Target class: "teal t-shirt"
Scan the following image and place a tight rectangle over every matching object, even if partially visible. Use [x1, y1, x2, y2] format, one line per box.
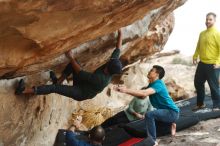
[148, 79, 179, 112]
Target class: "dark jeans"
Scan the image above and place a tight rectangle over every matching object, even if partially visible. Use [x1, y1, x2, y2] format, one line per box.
[35, 63, 87, 101]
[101, 111, 129, 129]
[145, 109, 179, 141]
[194, 62, 220, 108]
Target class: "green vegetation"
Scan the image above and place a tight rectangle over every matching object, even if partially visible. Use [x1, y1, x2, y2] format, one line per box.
[171, 57, 193, 66]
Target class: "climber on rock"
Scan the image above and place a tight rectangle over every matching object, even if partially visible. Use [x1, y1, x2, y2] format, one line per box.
[15, 29, 123, 101]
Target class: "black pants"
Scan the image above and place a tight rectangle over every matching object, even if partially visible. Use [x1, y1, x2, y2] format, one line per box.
[101, 111, 129, 128]
[194, 62, 220, 108]
[35, 63, 87, 101]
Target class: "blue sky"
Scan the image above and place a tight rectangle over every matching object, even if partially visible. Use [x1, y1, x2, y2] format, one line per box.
[164, 0, 220, 55]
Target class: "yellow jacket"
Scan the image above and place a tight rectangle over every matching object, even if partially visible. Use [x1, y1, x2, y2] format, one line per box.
[193, 26, 220, 64]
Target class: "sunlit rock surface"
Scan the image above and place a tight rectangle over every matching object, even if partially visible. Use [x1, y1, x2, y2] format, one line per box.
[0, 0, 186, 78]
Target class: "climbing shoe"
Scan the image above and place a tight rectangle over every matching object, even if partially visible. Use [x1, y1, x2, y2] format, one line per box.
[192, 104, 206, 111]
[50, 71, 58, 84]
[15, 79, 25, 95]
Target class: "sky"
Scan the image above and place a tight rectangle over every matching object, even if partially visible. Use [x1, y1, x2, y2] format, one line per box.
[163, 0, 220, 56]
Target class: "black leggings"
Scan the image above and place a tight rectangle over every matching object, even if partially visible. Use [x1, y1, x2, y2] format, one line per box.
[101, 111, 129, 128]
[35, 63, 88, 101]
[34, 84, 88, 101]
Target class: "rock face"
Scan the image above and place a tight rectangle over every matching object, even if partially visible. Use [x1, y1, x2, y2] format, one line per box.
[166, 79, 189, 101]
[0, 0, 186, 78]
[0, 0, 187, 146]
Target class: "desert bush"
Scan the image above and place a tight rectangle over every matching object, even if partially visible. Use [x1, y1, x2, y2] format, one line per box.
[171, 57, 193, 66]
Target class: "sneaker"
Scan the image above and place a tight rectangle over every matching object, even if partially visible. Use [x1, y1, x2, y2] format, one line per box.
[212, 107, 220, 111]
[50, 71, 58, 84]
[15, 79, 25, 95]
[192, 104, 206, 111]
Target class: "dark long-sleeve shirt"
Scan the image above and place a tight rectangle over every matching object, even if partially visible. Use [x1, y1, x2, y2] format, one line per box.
[78, 48, 120, 98]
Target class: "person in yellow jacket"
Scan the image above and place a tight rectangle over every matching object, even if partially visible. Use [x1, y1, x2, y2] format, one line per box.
[193, 12, 220, 111]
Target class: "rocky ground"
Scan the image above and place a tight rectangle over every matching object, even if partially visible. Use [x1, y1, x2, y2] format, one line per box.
[159, 118, 220, 146]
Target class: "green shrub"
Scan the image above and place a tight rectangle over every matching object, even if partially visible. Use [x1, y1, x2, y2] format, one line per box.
[171, 57, 193, 66]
